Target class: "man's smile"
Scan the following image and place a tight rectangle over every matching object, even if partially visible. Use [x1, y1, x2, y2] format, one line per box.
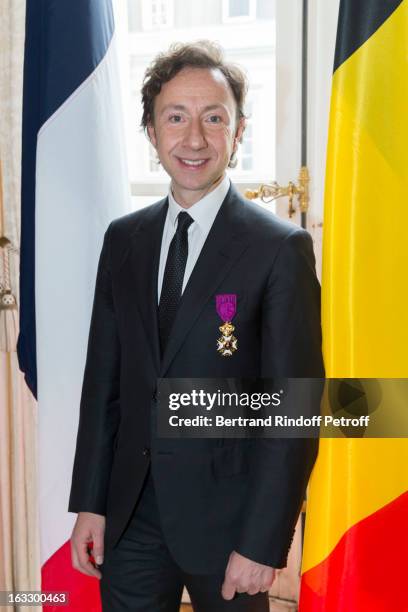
[176, 156, 210, 170]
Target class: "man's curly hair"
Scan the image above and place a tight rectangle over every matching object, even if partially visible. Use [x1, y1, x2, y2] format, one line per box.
[140, 40, 248, 129]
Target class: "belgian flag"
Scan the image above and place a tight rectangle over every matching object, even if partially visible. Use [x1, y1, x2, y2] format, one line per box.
[299, 2, 408, 610]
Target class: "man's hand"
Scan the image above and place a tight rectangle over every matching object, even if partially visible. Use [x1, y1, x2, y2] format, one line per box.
[70, 512, 106, 579]
[221, 551, 276, 600]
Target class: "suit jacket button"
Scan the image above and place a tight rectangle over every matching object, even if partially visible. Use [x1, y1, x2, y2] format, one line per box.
[142, 447, 150, 457]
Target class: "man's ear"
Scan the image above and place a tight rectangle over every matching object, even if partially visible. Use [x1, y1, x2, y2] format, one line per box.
[147, 122, 157, 148]
[233, 117, 246, 152]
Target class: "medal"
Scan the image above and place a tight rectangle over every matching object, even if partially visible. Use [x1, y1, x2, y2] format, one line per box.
[216, 294, 238, 357]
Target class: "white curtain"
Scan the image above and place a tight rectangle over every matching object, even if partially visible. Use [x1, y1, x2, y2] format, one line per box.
[0, 0, 41, 605]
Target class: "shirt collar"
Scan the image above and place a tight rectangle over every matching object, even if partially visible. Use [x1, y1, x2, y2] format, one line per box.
[167, 175, 230, 230]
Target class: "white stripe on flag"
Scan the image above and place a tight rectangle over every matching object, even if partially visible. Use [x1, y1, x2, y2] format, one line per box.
[35, 34, 130, 564]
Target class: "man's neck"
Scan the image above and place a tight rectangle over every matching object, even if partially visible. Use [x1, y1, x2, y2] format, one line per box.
[170, 174, 225, 208]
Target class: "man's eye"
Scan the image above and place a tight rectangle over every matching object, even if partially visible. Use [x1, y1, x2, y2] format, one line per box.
[169, 115, 183, 123]
[207, 115, 222, 123]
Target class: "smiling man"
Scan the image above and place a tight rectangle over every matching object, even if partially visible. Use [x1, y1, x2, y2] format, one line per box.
[68, 41, 324, 611]
[145, 63, 244, 206]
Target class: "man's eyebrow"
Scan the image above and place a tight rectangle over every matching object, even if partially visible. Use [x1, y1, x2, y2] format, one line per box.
[160, 104, 187, 114]
[201, 104, 225, 112]
[159, 103, 226, 114]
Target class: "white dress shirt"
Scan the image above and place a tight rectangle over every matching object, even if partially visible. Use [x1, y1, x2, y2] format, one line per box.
[157, 175, 231, 303]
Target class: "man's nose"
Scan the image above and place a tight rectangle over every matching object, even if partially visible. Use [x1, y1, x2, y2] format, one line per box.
[182, 118, 207, 149]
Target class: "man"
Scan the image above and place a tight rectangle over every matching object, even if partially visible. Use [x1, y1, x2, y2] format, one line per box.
[69, 41, 324, 611]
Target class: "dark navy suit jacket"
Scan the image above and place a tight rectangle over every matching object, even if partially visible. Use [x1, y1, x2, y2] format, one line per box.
[68, 184, 324, 572]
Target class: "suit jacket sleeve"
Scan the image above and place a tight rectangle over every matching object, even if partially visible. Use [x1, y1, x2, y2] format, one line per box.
[235, 229, 324, 568]
[68, 223, 121, 515]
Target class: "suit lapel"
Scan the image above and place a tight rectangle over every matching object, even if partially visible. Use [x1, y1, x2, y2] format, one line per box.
[127, 198, 168, 373]
[160, 186, 250, 377]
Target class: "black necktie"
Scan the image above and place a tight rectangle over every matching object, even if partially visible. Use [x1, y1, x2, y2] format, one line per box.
[158, 211, 194, 352]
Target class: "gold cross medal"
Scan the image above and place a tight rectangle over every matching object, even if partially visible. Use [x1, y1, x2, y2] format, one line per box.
[216, 294, 238, 357]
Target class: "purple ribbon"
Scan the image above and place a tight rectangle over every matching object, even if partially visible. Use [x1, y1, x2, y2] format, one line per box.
[216, 294, 237, 322]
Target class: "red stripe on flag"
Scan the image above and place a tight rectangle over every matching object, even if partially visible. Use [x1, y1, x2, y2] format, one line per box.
[299, 491, 408, 612]
[42, 540, 101, 611]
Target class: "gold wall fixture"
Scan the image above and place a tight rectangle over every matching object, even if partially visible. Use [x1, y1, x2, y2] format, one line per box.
[244, 166, 310, 218]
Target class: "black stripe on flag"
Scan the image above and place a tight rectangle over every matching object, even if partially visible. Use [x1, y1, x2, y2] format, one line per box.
[333, 0, 404, 72]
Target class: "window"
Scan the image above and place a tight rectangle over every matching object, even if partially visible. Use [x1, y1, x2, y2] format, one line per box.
[142, 0, 174, 31]
[222, 0, 256, 23]
[119, 0, 276, 210]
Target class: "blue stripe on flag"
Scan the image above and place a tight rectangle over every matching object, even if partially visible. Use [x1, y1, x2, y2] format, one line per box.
[18, 0, 114, 397]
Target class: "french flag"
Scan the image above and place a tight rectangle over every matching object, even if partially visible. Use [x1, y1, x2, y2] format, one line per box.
[19, 1, 129, 609]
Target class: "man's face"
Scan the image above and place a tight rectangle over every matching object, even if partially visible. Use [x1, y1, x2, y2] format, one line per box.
[147, 67, 245, 205]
